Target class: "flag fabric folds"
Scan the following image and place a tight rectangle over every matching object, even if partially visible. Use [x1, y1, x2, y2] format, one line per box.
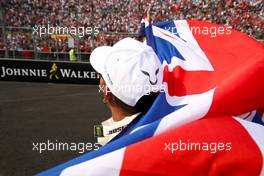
[37, 20, 264, 176]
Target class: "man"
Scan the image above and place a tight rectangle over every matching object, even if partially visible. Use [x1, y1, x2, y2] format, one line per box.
[90, 37, 163, 145]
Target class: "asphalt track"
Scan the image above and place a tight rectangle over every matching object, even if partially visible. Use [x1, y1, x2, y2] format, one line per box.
[0, 81, 109, 176]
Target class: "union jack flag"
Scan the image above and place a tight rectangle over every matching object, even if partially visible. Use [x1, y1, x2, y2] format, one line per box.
[37, 20, 264, 176]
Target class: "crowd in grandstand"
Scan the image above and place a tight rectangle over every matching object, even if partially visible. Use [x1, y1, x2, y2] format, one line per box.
[0, 0, 263, 53]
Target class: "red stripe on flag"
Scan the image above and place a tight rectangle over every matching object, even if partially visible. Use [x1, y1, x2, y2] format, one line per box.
[120, 117, 262, 176]
[163, 66, 215, 96]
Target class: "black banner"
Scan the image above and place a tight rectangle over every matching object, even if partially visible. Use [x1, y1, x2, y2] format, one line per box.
[0, 59, 100, 84]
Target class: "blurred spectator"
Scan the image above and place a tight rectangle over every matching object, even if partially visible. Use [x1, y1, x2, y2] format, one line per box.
[69, 48, 77, 61]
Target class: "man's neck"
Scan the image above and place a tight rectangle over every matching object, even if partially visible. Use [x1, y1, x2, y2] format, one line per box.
[110, 106, 134, 122]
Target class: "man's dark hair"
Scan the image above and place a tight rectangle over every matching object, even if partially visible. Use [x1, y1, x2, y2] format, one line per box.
[113, 92, 159, 115]
[134, 92, 159, 113]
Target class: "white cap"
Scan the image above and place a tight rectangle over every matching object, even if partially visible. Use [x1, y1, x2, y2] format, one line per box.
[90, 38, 163, 106]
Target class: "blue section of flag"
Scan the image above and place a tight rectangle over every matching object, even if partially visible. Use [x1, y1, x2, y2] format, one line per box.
[155, 36, 185, 62]
[138, 19, 146, 37]
[154, 20, 180, 38]
[145, 23, 156, 52]
[252, 112, 264, 125]
[145, 20, 185, 63]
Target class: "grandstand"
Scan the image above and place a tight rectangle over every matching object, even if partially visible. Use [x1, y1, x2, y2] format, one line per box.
[0, 0, 263, 60]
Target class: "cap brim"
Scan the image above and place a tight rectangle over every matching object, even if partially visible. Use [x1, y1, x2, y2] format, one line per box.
[90, 46, 112, 74]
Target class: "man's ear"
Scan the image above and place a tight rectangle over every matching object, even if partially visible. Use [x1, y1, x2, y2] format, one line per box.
[103, 87, 112, 103]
